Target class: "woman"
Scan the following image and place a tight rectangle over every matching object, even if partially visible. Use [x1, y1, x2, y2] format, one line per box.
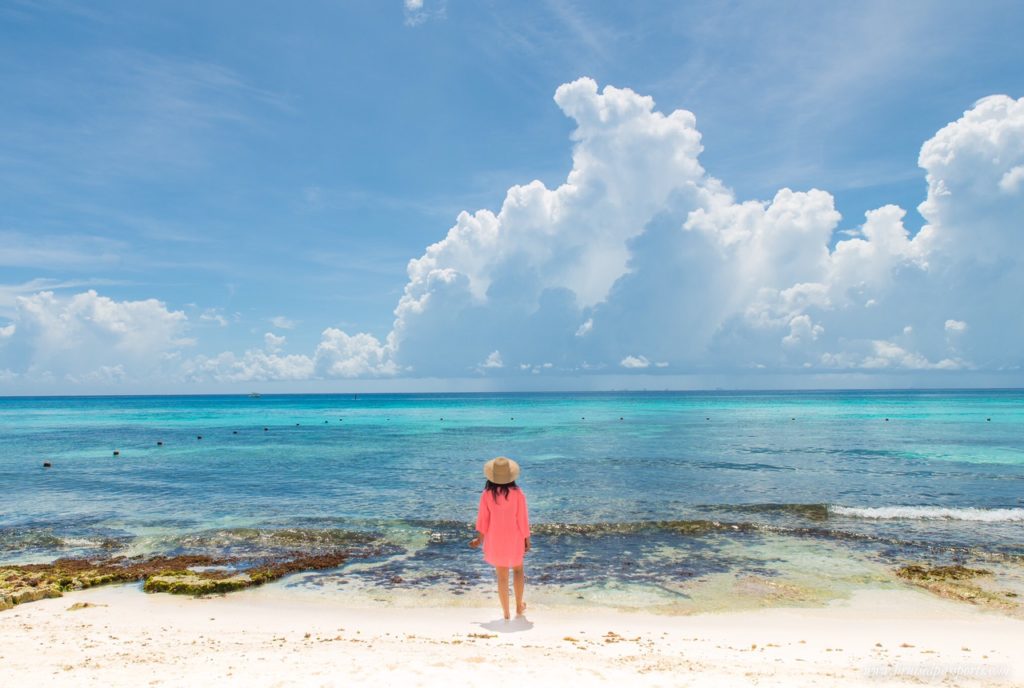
[469, 456, 531, 619]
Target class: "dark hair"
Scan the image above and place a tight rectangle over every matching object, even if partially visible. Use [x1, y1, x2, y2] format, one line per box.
[485, 479, 518, 501]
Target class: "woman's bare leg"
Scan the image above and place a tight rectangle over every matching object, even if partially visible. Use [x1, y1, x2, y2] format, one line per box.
[513, 566, 526, 615]
[495, 567, 511, 619]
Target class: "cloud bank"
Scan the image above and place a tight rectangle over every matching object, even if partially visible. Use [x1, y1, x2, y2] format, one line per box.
[0, 290, 189, 384]
[2, 80, 1022, 389]
[378, 81, 1023, 379]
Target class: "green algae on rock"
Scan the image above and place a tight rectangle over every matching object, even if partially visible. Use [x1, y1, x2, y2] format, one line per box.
[1, 557, 145, 611]
[895, 563, 1021, 615]
[1, 551, 360, 610]
[896, 564, 992, 582]
[141, 552, 354, 597]
[143, 571, 254, 595]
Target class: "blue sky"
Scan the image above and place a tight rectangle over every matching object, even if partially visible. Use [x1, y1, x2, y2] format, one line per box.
[1, 0, 1023, 392]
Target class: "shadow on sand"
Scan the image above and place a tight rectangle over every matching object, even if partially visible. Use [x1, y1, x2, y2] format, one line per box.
[474, 616, 534, 633]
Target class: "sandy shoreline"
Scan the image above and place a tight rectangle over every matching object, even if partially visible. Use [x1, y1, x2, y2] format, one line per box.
[1, 584, 1020, 687]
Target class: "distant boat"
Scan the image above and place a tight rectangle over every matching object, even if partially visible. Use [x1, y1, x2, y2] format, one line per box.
[248, 392, 261, 398]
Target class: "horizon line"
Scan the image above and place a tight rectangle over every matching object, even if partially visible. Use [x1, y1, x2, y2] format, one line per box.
[2, 386, 1023, 400]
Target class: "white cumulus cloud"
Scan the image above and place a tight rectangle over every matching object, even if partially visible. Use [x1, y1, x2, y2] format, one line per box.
[479, 350, 504, 369]
[369, 83, 1024, 379]
[313, 328, 397, 378]
[264, 332, 286, 353]
[270, 315, 296, 330]
[403, 0, 438, 26]
[575, 318, 593, 337]
[821, 340, 965, 371]
[782, 315, 824, 347]
[1000, 165, 1024, 193]
[183, 328, 396, 383]
[1, 290, 189, 385]
[183, 349, 314, 383]
[200, 309, 229, 327]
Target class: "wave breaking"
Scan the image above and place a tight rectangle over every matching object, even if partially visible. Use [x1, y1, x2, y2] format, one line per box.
[829, 506, 1024, 522]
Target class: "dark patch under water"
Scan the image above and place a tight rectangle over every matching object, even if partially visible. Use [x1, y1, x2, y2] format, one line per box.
[4, 508, 1023, 587]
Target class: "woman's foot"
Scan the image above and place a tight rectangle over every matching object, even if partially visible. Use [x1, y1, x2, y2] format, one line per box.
[516, 602, 527, 616]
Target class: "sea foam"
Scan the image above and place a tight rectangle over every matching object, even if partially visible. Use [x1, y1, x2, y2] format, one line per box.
[830, 505, 1024, 522]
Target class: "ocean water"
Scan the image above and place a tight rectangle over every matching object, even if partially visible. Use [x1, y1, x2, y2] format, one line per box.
[2, 391, 1023, 610]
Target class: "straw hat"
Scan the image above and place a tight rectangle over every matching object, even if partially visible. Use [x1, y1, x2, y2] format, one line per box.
[483, 456, 520, 485]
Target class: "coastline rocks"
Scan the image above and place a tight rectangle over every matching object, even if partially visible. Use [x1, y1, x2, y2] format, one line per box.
[1, 582, 63, 610]
[1, 561, 132, 611]
[0, 550, 364, 610]
[895, 563, 1020, 613]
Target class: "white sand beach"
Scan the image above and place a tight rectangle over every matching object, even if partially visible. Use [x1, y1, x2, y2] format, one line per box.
[1, 584, 1020, 687]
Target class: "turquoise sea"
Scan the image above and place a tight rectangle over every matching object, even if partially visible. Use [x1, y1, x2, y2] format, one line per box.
[2, 391, 1023, 610]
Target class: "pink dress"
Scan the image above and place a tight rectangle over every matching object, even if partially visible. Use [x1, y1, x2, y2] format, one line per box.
[475, 487, 531, 567]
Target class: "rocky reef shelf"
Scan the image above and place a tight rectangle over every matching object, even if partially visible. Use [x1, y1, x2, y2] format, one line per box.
[1, 550, 367, 610]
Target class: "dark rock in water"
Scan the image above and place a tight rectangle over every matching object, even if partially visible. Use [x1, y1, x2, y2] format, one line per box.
[42, 461, 52, 468]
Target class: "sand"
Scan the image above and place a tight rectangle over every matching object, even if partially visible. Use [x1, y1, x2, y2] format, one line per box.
[0, 584, 1020, 687]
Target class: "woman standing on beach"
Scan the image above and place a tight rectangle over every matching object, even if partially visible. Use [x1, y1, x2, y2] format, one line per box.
[469, 456, 531, 619]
